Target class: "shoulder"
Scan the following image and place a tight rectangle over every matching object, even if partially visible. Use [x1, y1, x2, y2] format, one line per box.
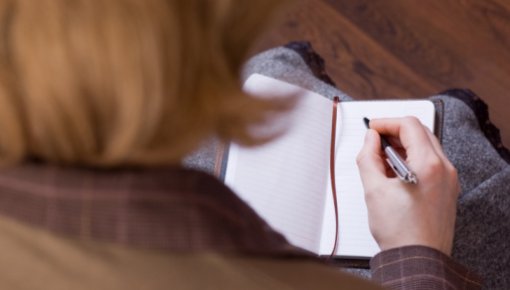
[172, 253, 385, 290]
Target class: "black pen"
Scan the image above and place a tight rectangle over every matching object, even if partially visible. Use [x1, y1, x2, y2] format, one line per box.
[363, 117, 418, 184]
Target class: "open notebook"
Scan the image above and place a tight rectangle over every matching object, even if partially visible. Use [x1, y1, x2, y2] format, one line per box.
[224, 74, 437, 259]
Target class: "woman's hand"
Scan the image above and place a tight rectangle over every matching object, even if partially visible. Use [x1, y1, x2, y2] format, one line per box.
[356, 117, 460, 256]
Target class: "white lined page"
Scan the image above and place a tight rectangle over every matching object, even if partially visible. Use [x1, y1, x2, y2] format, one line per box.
[319, 100, 436, 257]
[224, 74, 332, 253]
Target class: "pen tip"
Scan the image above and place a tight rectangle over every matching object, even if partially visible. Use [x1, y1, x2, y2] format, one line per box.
[363, 117, 370, 128]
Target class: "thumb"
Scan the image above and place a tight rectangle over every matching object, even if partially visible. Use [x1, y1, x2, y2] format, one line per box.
[356, 129, 386, 184]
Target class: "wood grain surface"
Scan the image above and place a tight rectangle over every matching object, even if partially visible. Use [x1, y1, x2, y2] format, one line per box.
[252, 0, 510, 147]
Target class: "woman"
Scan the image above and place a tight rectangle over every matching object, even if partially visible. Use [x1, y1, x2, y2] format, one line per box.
[0, 0, 482, 289]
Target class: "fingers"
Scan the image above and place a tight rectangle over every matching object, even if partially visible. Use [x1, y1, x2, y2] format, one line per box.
[356, 129, 387, 188]
[368, 117, 436, 164]
[423, 126, 448, 162]
[422, 127, 461, 195]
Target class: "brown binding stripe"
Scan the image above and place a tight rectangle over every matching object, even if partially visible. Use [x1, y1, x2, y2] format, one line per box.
[329, 96, 340, 258]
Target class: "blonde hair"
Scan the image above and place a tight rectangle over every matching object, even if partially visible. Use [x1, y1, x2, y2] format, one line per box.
[0, 0, 289, 167]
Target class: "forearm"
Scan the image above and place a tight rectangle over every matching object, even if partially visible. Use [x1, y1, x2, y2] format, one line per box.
[370, 245, 481, 290]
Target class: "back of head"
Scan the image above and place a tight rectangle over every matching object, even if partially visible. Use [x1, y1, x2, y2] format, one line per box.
[0, 0, 288, 167]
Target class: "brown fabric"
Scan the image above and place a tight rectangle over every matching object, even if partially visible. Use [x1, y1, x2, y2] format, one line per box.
[0, 162, 384, 290]
[0, 215, 383, 290]
[0, 162, 481, 289]
[371, 246, 482, 289]
[0, 162, 302, 256]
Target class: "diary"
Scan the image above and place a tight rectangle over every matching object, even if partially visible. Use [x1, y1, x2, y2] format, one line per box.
[223, 74, 439, 259]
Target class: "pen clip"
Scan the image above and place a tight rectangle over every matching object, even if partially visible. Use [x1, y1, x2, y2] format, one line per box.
[385, 158, 419, 184]
[385, 158, 407, 181]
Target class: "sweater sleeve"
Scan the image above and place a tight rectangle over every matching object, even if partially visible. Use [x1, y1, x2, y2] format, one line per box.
[370, 245, 482, 290]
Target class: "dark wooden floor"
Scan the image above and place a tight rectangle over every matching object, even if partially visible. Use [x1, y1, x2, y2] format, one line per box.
[253, 0, 510, 147]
